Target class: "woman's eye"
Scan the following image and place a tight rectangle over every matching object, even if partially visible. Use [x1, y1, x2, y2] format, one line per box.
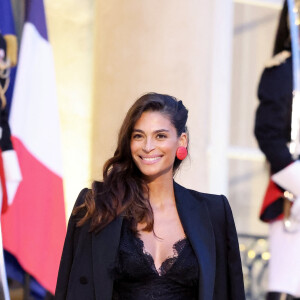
[132, 134, 143, 139]
[157, 134, 167, 139]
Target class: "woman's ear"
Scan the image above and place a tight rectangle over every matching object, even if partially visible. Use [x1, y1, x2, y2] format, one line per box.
[179, 133, 188, 148]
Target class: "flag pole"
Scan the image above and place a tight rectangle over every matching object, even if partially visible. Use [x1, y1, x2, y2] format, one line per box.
[287, 0, 300, 158]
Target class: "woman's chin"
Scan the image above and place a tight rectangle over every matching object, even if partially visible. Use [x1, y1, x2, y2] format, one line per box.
[140, 168, 173, 183]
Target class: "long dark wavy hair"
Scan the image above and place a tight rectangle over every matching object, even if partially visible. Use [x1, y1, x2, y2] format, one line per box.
[75, 93, 189, 233]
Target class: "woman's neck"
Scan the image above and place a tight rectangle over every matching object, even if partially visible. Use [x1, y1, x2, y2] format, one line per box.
[147, 175, 175, 209]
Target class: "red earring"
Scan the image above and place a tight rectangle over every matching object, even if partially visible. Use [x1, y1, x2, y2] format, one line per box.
[176, 146, 187, 160]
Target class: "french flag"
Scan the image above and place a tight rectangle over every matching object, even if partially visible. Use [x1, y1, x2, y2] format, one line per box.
[1, 0, 66, 294]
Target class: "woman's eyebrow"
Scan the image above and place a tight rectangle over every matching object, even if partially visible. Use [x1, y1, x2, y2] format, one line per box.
[132, 129, 170, 133]
[132, 129, 144, 133]
[154, 129, 169, 133]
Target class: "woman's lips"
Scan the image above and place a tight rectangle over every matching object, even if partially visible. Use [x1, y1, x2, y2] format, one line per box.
[139, 155, 162, 164]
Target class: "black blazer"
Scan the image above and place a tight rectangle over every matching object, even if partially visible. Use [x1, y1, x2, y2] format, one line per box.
[255, 56, 294, 174]
[55, 182, 245, 300]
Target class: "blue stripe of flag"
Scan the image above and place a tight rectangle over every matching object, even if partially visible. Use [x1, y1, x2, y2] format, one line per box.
[26, 0, 48, 41]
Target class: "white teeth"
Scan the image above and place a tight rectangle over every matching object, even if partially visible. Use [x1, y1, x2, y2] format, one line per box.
[142, 157, 160, 161]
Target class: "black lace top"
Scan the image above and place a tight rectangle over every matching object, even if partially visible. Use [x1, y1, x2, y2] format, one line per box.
[112, 219, 199, 300]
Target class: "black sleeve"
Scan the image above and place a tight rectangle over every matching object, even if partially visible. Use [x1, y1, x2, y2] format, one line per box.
[222, 195, 245, 300]
[254, 62, 294, 173]
[54, 188, 88, 300]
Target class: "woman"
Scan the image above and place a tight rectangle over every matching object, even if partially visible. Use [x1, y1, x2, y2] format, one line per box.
[55, 93, 245, 300]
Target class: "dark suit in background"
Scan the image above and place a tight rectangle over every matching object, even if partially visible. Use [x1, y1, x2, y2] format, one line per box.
[255, 53, 300, 298]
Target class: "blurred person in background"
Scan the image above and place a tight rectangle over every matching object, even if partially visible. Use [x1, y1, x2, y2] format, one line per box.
[255, 1, 300, 299]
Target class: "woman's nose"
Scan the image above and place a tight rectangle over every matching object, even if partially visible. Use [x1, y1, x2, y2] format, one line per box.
[143, 138, 155, 152]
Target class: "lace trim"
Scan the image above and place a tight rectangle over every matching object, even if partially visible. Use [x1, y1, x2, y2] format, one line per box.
[134, 236, 188, 276]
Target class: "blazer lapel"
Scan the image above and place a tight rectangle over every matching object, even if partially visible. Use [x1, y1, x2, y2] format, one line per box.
[174, 182, 216, 300]
[92, 216, 123, 300]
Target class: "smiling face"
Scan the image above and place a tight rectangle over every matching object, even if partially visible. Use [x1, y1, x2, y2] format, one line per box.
[130, 111, 187, 182]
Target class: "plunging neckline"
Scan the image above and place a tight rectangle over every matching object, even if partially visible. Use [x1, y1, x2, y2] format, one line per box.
[134, 235, 188, 276]
[111, 220, 200, 300]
